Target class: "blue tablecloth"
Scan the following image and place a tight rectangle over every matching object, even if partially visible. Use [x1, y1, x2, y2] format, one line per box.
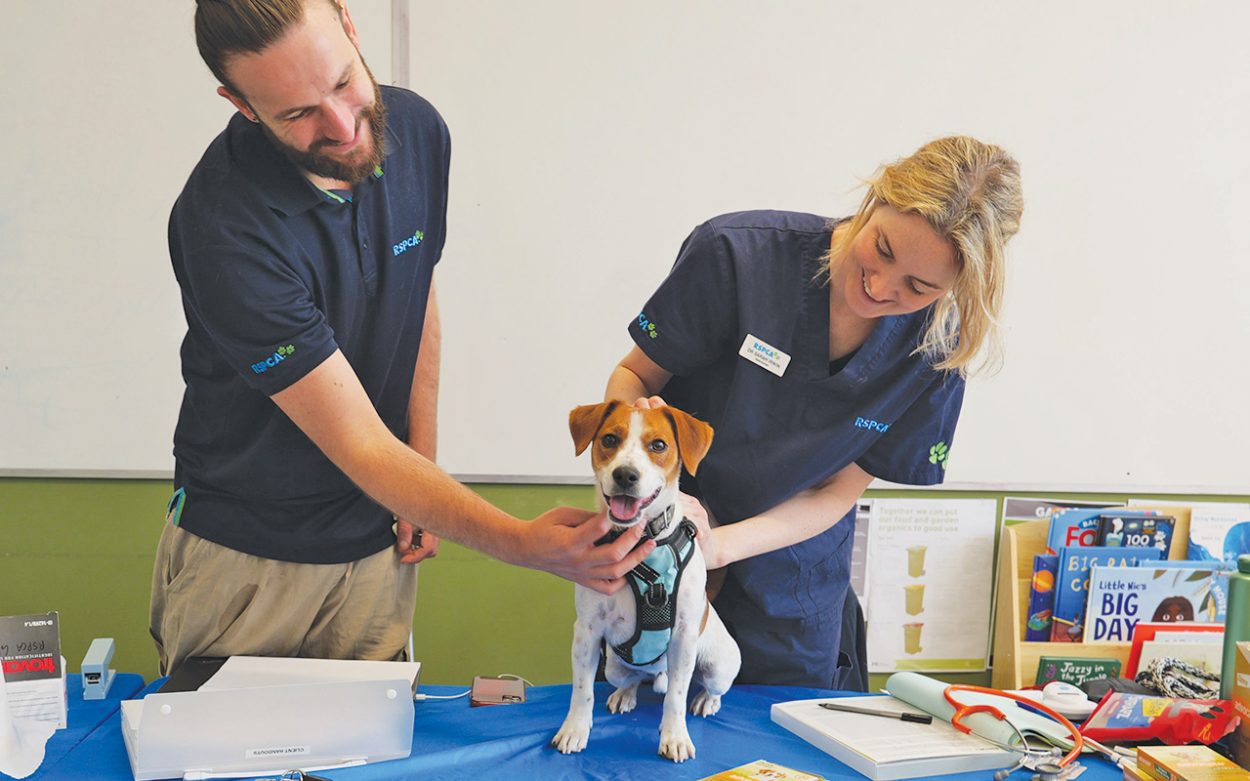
[4, 672, 145, 781]
[35, 679, 1125, 781]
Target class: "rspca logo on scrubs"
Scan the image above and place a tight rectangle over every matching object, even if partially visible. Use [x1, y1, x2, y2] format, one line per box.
[854, 417, 890, 434]
[251, 344, 296, 375]
[637, 312, 658, 339]
[393, 229, 424, 256]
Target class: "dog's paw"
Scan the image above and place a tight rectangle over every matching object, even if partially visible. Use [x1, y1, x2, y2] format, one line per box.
[551, 720, 590, 754]
[651, 671, 668, 694]
[607, 686, 638, 714]
[658, 724, 696, 763]
[690, 691, 722, 717]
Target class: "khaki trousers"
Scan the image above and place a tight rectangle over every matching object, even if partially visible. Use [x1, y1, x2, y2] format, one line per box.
[149, 522, 418, 676]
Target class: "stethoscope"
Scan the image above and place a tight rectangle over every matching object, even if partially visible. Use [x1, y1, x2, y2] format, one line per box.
[941, 684, 1129, 781]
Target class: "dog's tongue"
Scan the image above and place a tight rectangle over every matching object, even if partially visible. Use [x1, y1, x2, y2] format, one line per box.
[609, 495, 641, 521]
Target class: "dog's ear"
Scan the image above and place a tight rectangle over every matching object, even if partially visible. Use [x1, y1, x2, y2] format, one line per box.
[569, 401, 618, 456]
[664, 407, 714, 476]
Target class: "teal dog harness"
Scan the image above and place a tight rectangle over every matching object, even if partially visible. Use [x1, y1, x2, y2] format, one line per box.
[599, 506, 699, 667]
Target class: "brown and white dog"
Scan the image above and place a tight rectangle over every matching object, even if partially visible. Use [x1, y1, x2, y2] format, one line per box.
[553, 401, 741, 762]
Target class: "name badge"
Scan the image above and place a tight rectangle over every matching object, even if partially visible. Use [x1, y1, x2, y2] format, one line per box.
[738, 334, 791, 377]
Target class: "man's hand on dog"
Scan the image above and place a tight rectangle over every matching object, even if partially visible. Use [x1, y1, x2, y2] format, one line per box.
[395, 519, 440, 564]
[524, 507, 657, 594]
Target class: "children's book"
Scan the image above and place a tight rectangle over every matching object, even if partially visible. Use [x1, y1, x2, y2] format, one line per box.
[1125, 621, 1226, 676]
[1034, 656, 1121, 686]
[1095, 513, 1176, 557]
[1024, 554, 1058, 641]
[1045, 507, 1149, 554]
[1136, 638, 1224, 674]
[1083, 565, 1226, 643]
[1049, 546, 1162, 642]
[1045, 508, 1112, 554]
[1185, 502, 1250, 565]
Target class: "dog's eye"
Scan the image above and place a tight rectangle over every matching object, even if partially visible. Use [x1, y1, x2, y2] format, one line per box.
[648, 439, 668, 453]
[600, 434, 620, 448]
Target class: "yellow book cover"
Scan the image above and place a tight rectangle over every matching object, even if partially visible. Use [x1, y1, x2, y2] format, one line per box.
[1136, 745, 1249, 781]
[699, 759, 825, 781]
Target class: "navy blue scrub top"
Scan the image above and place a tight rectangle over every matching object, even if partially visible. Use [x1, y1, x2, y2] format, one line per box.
[627, 210, 964, 621]
[168, 86, 449, 564]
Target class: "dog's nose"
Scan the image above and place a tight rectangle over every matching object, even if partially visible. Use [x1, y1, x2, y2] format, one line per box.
[612, 466, 640, 488]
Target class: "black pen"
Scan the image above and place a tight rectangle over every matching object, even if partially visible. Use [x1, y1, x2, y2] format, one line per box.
[819, 701, 933, 724]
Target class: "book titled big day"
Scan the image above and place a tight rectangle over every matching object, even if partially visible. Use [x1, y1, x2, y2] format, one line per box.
[1083, 565, 1227, 643]
[1050, 546, 1162, 642]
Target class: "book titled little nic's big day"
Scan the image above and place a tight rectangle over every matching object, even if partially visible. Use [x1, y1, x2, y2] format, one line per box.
[1050, 546, 1162, 642]
[1082, 565, 1227, 643]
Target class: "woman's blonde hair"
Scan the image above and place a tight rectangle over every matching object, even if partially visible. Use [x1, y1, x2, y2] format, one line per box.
[828, 136, 1023, 375]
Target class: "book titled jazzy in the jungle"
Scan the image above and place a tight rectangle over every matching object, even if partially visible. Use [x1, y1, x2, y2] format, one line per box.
[1034, 655, 1122, 686]
[1049, 546, 1162, 642]
[1082, 565, 1227, 643]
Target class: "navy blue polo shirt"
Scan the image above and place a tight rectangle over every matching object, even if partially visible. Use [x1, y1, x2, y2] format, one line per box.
[168, 86, 449, 564]
[628, 210, 964, 622]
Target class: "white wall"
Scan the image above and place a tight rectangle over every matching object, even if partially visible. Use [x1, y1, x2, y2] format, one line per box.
[0, 0, 392, 476]
[4, 1, 1249, 493]
[416, 1, 1250, 491]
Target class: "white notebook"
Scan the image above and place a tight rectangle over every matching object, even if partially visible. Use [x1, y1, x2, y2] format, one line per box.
[770, 696, 1015, 781]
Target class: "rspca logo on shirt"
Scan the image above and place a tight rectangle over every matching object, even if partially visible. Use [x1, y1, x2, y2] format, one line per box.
[251, 344, 296, 375]
[393, 229, 425, 256]
[637, 312, 658, 339]
[854, 416, 891, 434]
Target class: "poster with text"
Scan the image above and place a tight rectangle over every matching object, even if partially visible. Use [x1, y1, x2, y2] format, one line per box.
[866, 498, 997, 673]
[850, 499, 873, 614]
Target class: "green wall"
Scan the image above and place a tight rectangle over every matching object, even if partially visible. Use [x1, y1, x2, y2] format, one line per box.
[2, 479, 1246, 690]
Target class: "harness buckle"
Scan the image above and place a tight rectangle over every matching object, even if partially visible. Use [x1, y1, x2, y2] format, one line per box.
[645, 583, 668, 608]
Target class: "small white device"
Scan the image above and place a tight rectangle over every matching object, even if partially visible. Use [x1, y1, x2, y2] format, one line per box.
[1008, 681, 1096, 720]
[81, 638, 116, 700]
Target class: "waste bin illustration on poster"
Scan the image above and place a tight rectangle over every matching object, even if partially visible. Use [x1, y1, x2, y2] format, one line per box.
[866, 498, 996, 673]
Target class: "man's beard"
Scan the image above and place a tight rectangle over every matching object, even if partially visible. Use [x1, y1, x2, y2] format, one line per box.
[259, 62, 387, 185]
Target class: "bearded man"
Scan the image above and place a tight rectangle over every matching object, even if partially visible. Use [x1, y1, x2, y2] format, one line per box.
[152, 0, 653, 675]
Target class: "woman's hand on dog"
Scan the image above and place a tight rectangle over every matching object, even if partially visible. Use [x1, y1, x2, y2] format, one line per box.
[679, 492, 727, 570]
[522, 507, 658, 594]
[630, 395, 667, 409]
[396, 519, 440, 564]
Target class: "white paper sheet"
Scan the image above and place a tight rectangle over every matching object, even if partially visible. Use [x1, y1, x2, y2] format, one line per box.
[0, 664, 56, 779]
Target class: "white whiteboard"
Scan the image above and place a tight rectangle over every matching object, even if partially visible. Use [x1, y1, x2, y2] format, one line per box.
[0, 1, 393, 476]
[4, 2, 1250, 493]
[419, 1, 1250, 492]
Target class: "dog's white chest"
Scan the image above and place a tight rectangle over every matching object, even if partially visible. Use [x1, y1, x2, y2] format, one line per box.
[578, 588, 640, 652]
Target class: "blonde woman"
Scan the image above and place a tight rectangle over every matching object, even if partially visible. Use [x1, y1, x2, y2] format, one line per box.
[605, 136, 1023, 688]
